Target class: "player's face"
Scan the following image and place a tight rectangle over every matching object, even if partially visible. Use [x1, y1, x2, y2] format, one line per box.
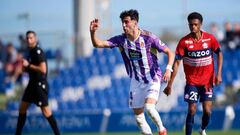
[188, 19, 202, 34]
[121, 16, 137, 35]
[26, 33, 37, 48]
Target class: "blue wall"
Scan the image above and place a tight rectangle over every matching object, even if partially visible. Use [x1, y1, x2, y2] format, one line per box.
[0, 108, 239, 134]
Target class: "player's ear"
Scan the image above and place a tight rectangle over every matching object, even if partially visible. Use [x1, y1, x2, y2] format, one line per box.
[134, 20, 137, 25]
[133, 21, 138, 28]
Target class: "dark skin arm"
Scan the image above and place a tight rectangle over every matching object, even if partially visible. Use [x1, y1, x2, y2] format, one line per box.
[215, 51, 223, 85]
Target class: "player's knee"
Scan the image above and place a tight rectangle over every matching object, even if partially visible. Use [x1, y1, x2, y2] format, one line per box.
[188, 105, 197, 115]
[203, 107, 212, 115]
[203, 110, 211, 116]
[41, 106, 52, 118]
[145, 103, 156, 114]
[188, 109, 196, 115]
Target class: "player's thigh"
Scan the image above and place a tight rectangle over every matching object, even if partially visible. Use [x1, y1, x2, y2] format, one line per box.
[129, 79, 145, 108]
[144, 80, 160, 104]
[132, 108, 144, 115]
[129, 89, 145, 109]
[184, 84, 199, 103]
[19, 101, 30, 114]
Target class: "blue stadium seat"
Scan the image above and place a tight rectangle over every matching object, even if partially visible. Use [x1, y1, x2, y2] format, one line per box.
[75, 58, 85, 66]
[6, 101, 19, 111]
[50, 77, 64, 92]
[71, 76, 84, 87]
[68, 101, 78, 110]
[94, 90, 107, 109]
[175, 96, 186, 111]
[84, 90, 99, 109]
[75, 99, 86, 109]
[58, 101, 68, 110]
[214, 83, 225, 95]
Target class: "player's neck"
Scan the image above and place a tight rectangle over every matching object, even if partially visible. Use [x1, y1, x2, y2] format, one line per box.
[191, 31, 202, 41]
[28, 43, 37, 49]
[127, 28, 140, 41]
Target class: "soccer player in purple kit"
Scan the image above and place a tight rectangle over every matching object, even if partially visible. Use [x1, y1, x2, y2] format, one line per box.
[90, 9, 174, 135]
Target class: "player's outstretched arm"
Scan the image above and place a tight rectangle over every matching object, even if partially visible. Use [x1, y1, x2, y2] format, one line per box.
[215, 51, 223, 85]
[163, 59, 181, 96]
[90, 19, 110, 48]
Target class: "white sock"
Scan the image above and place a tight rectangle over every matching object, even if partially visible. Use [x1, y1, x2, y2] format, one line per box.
[135, 113, 152, 135]
[145, 103, 165, 132]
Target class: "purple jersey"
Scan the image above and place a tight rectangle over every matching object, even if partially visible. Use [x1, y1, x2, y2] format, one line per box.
[107, 29, 167, 83]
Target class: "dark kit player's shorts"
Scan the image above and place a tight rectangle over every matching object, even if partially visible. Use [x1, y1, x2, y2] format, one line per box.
[184, 84, 214, 103]
[22, 80, 49, 106]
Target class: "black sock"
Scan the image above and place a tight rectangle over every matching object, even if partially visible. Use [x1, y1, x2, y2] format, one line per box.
[185, 113, 194, 135]
[15, 113, 27, 135]
[47, 115, 60, 135]
[201, 113, 210, 130]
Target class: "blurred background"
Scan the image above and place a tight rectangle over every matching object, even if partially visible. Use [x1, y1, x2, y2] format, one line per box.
[0, 0, 240, 134]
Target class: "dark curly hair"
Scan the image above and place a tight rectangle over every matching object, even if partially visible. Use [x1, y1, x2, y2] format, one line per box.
[120, 9, 139, 22]
[187, 12, 203, 23]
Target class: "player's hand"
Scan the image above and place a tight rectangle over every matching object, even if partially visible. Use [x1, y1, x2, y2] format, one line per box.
[162, 70, 171, 82]
[163, 85, 172, 96]
[22, 59, 29, 67]
[90, 19, 99, 33]
[16, 64, 23, 74]
[215, 74, 222, 85]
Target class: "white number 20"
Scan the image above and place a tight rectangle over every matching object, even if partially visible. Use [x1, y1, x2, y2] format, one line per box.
[189, 91, 198, 101]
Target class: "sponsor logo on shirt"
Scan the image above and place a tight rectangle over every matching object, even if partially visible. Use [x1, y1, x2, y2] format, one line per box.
[187, 49, 211, 58]
[202, 43, 208, 49]
[185, 40, 193, 44]
[140, 41, 145, 48]
[37, 50, 41, 54]
[202, 38, 211, 42]
[128, 50, 142, 61]
[189, 45, 194, 49]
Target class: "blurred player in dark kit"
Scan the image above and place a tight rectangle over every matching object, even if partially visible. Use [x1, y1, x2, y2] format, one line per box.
[15, 30, 60, 135]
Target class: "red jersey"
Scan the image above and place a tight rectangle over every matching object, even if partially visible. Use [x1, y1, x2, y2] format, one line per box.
[176, 31, 221, 87]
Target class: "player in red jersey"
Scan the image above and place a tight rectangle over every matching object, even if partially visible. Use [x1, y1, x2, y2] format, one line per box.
[164, 12, 223, 135]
